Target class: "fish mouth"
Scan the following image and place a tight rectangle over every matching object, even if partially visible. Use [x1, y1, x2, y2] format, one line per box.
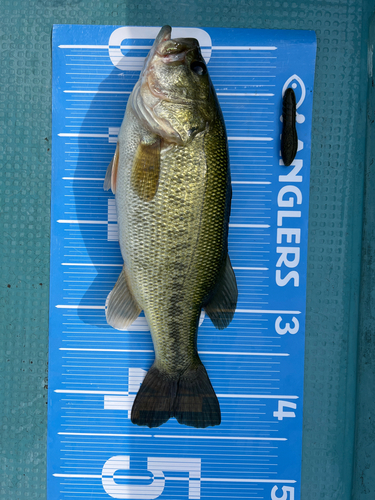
[139, 26, 203, 103]
[147, 25, 199, 60]
[131, 26, 210, 144]
[154, 25, 172, 46]
[146, 35, 204, 104]
[156, 37, 200, 61]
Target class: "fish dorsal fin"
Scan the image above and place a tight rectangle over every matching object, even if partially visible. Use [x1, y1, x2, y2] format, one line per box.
[131, 137, 161, 202]
[204, 255, 238, 330]
[104, 142, 120, 194]
[105, 267, 142, 330]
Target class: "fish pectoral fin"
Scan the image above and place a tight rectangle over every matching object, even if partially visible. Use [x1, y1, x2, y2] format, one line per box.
[131, 137, 161, 201]
[104, 141, 120, 194]
[105, 267, 142, 330]
[204, 254, 238, 330]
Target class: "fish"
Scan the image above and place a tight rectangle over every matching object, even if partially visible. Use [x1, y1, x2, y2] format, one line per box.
[104, 25, 238, 428]
[281, 87, 298, 166]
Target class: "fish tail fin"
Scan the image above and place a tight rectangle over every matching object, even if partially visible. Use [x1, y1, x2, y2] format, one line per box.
[131, 362, 221, 429]
[173, 363, 221, 428]
[131, 365, 176, 428]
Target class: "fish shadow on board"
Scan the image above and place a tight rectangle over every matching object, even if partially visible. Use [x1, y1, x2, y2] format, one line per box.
[72, 66, 132, 327]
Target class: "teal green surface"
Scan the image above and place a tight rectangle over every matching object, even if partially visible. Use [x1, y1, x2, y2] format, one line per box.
[352, 10, 375, 500]
[0, 0, 374, 498]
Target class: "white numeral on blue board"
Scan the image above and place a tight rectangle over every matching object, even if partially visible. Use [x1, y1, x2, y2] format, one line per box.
[273, 400, 297, 420]
[275, 316, 299, 335]
[271, 485, 295, 500]
[102, 456, 201, 499]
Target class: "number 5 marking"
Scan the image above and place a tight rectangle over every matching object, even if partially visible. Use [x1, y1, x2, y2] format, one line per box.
[271, 485, 295, 500]
[275, 316, 299, 335]
[102, 455, 201, 499]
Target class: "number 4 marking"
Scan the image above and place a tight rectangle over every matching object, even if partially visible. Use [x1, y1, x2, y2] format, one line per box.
[273, 400, 297, 420]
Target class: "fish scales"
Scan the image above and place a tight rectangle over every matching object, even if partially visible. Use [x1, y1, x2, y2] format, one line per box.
[104, 25, 237, 428]
[118, 112, 229, 370]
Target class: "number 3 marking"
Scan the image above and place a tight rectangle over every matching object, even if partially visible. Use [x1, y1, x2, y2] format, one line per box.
[275, 316, 299, 335]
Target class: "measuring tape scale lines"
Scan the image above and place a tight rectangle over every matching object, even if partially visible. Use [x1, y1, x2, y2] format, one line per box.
[50, 24, 315, 500]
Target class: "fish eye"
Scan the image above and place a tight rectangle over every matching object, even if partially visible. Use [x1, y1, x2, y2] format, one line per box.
[190, 61, 207, 76]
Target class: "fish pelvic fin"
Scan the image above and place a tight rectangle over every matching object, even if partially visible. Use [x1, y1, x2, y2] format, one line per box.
[204, 254, 238, 330]
[105, 267, 142, 330]
[104, 141, 119, 194]
[131, 362, 221, 428]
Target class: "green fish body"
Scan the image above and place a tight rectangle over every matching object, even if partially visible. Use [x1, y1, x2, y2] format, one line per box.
[104, 26, 237, 428]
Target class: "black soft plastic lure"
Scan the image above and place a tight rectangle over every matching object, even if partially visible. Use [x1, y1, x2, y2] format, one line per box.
[281, 88, 298, 166]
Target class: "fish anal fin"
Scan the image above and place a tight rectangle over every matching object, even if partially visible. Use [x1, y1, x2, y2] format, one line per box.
[204, 255, 238, 330]
[104, 142, 120, 194]
[131, 138, 161, 202]
[105, 266, 142, 330]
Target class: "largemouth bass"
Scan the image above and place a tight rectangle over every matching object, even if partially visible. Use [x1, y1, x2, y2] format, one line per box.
[104, 25, 237, 428]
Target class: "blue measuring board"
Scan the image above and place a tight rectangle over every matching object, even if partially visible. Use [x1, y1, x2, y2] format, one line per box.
[49, 25, 316, 500]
